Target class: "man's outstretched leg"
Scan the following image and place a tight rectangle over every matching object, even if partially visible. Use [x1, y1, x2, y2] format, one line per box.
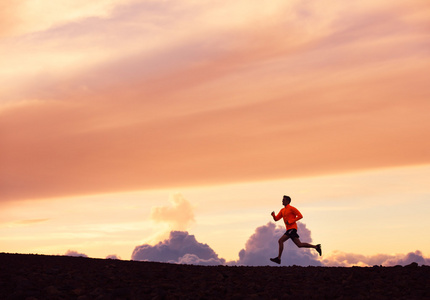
[270, 234, 289, 264]
[292, 237, 322, 256]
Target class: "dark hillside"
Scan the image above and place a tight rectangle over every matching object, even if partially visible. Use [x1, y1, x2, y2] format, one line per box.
[0, 253, 428, 299]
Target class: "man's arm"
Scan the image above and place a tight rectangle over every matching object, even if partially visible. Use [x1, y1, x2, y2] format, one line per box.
[271, 210, 282, 221]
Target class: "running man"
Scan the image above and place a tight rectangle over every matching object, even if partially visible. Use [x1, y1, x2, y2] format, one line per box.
[270, 195, 322, 264]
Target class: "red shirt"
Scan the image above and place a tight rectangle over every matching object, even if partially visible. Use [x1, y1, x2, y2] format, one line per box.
[274, 204, 303, 230]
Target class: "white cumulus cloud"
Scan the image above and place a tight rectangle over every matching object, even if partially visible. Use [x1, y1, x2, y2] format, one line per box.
[234, 222, 322, 266]
[64, 250, 88, 258]
[132, 231, 225, 266]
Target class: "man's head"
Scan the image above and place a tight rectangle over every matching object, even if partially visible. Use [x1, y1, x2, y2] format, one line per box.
[282, 195, 291, 206]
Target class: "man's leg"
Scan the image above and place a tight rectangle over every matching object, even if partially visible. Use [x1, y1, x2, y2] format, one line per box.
[277, 234, 290, 259]
[292, 237, 322, 256]
[270, 234, 290, 264]
[291, 237, 316, 249]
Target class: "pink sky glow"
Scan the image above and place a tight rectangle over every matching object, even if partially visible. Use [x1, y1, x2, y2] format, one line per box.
[1, 0, 430, 264]
[1, 0, 429, 202]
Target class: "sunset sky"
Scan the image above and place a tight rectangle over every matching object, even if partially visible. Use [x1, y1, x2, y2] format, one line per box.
[1, 0, 430, 266]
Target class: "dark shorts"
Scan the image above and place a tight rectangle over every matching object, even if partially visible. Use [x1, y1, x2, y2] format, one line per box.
[284, 229, 300, 239]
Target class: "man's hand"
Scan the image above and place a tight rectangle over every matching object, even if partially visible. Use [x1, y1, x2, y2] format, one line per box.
[271, 211, 275, 217]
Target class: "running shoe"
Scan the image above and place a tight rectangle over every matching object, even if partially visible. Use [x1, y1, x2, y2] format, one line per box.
[270, 257, 281, 264]
[316, 244, 322, 256]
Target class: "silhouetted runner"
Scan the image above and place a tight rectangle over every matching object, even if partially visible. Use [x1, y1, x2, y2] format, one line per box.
[270, 195, 322, 264]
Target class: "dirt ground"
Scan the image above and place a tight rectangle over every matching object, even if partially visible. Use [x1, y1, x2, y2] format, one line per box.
[1, 253, 429, 299]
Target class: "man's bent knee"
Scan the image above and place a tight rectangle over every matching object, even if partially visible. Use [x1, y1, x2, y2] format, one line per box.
[278, 237, 287, 244]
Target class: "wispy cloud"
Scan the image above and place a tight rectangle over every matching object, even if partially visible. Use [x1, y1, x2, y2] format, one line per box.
[14, 218, 50, 225]
[0, 0, 118, 38]
[12, 219, 50, 226]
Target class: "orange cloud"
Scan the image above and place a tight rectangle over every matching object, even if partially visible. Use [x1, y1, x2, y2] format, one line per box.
[1, 0, 430, 201]
[151, 194, 195, 231]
